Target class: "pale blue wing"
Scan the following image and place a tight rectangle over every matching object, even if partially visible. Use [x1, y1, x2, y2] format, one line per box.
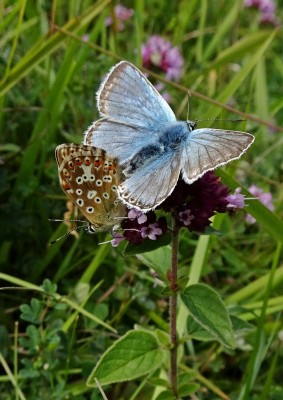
[84, 118, 157, 165]
[84, 61, 176, 165]
[97, 61, 176, 129]
[118, 151, 182, 211]
[181, 129, 254, 184]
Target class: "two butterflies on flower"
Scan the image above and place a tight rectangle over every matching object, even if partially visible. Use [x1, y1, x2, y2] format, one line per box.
[55, 61, 254, 240]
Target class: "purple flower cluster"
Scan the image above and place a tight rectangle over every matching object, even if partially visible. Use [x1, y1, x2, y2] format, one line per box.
[105, 4, 134, 31]
[244, 0, 279, 26]
[161, 172, 230, 232]
[142, 35, 184, 81]
[111, 209, 166, 247]
[110, 173, 276, 248]
[111, 172, 245, 247]
[246, 184, 274, 223]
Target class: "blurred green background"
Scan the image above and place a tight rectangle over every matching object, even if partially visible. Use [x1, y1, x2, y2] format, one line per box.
[0, 1, 283, 399]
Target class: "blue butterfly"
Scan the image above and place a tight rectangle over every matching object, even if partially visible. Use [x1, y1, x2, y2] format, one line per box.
[84, 61, 254, 211]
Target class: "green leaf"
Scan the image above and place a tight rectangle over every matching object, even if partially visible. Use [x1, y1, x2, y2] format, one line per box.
[20, 298, 44, 324]
[187, 318, 217, 342]
[149, 377, 169, 388]
[178, 372, 199, 395]
[87, 330, 164, 387]
[41, 279, 57, 294]
[230, 315, 255, 333]
[178, 383, 200, 396]
[187, 313, 254, 342]
[155, 391, 176, 400]
[181, 284, 236, 348]
[136, 245, 172, 281]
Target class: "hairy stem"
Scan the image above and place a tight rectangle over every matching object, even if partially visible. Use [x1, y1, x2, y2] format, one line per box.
[169, 219, 180, 396]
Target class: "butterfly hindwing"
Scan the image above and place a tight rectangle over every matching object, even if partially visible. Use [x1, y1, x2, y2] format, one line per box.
[118, 150, 182, 211]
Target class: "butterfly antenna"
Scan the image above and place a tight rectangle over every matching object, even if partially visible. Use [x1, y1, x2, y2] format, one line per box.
[186, 91, 191, 121]
[197, 118, 246, 123]
[49, 224, 88, 245]
[49, 218, 86, 223]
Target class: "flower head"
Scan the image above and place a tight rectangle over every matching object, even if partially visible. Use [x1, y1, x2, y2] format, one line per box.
[178, 210, 195, 226]
[128, 209, 147, 224]
[246, 185, 274, 224]
[141, 223, 163, 240]
[117, 210, 166, 246]
[142, 35, 184, 81]
[111, 232, 125, 247]
[105, 4, 134, 31]
[244, 0, 279, 26]
[226, 188, 246, 209]
[161, 172, 230, 232]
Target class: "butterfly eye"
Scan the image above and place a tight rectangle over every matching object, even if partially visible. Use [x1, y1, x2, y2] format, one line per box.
[85, 157, 91, 166]
[89, 175, 95, 181]
[111, 185, 117, 192]
[77, 199, 84, 206]
[75, 157, 82, 165]
[76, 189, 83, 195]
[86, 207, 94, 213]
[76, 176, 83, 184]
[95, 197, 102, 203]
[96, 180, 102, 186]
[103, 192, 110, 199]
[87, 224, 96, 233]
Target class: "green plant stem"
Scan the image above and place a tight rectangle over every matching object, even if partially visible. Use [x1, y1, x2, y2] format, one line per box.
[169, 219, 180, 396]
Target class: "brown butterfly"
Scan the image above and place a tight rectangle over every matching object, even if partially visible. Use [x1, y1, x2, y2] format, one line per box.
[55, 144, 126, 233]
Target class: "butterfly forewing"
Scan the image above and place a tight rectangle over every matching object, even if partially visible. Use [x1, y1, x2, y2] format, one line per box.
[97, 61, 176, 127]
[84, 61, 176, 165]
[182, 128, 255, 184]
[55, 144, 126, 231]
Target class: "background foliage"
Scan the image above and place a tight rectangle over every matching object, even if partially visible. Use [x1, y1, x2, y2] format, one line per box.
[0, 0, 282, 399]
